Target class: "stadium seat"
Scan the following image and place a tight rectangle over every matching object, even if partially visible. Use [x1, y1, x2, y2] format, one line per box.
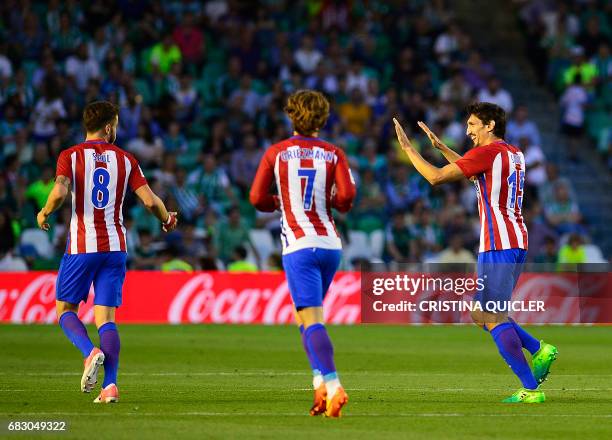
[345, 230, 372, 262]
[20, 228, 54, 260]
[248, 229, 277, 270]
[584, 244, 607, 263]
[369, 229, 385, 260]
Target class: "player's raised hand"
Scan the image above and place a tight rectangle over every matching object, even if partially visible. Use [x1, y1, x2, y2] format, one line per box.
[393, 118, 414, 153]
[418, 121, 445, 150]
[37, 210, 50, 231]
[162, 211, 178, 232]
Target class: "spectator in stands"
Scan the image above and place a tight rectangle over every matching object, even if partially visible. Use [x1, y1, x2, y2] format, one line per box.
[171, 168, 205, 223]
[351, 168, 386, 232]
[227, 245, 258, 272]
[439, 69, 473, 110]
[524, 202, 558, 263]
[65, 43, 100, 92]
[385, 165, 416, 213]
[127, 122, 163, 167]
[163, 121, 188, 153]
[518, 136, 547, 199]
[437, 234, 476, 264]
[31, 77, 67, 143]
[506, 105, 542, 147]
[294, 35, 322, 74]
[462, 50, 495, 91]
[384, 210, 415, 263]
[160, 244, 194, 272]
[230, 133, 264, 196]
[149, 33, 182, 74]
[187, 154, 236, 214]
[477, 76, 514, 113]
[215, 206, 259, 266]
[539, 163, 576, 206]
[560, 74, 589, 161]
[132, 229, 160, 270]
[577, 16, 608, 58]
[562, 46, 598, 91]
[544, 182, 584, 235]
[557, 233, 587, 265]
[24, 165, 54, 211]
[173, 12, 205, 67]
[534, 236, 558, 265]
[339, 88, 372, 136]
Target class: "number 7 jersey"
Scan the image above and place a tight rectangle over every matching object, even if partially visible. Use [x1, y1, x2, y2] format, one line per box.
[250, 136, 356, 255]
[455, 140, 529, 252]
[55, 139, 148, 254]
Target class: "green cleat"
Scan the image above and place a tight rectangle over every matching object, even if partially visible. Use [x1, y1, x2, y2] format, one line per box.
[502, 388, 546, 403]
[532, 341, 558, 384]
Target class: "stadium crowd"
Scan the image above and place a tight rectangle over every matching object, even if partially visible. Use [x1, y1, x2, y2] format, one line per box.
[0, 0, 603, 272]
[518, 0, 611, 166]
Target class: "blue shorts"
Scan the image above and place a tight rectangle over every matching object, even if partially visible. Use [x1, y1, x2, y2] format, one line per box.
[282, 248, 342, 310]
[474, 249, 527, 312]
[56, 252, 127, 307]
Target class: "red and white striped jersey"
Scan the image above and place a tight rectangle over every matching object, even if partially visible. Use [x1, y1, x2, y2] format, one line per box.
[250, 136, 356, 254]
[455, 141, 529, 253]
[55, 139, 148, 254]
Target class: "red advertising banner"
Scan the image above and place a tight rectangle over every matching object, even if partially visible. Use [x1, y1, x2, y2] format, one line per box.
[0, 272, 361, 324]
[0, 271, 610, 324]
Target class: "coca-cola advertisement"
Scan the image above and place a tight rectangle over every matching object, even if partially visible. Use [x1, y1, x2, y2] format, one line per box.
[0, 272, 361, 324]
[1, 270, 610, 324]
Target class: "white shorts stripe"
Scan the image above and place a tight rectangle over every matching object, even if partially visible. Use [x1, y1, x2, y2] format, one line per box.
[69, 152, 78, 254]
[105, 151, 120, 251]
[491, 154, 511, 249]
[507, 151, 525, 248]
[83, 149, 98, 252]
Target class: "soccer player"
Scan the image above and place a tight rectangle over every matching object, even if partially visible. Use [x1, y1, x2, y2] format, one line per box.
[250, 90, 356, 417]
[36, 101, 178, 403]
[393, 102, 558, 403]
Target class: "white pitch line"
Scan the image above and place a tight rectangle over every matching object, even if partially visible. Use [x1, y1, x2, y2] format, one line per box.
[1, 371, 611, 377]
[1, 412, 611, 418]
[1, 388, 611, 393]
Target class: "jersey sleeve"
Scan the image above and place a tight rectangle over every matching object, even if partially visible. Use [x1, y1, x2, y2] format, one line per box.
[455, 146, 499, 178]
[55, 150, 72, 179]
[249, 147, 279, 212]
[331, 148, 357, 213]
[127, 155, 148, 191]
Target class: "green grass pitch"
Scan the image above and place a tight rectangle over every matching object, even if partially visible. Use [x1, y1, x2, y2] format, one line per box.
[1, 324, 611, 439]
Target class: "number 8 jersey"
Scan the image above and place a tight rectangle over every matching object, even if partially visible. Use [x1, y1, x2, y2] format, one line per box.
[455, 140, 529, 252]
[55, 139, 148, 254]
[250, 135, 356, 255]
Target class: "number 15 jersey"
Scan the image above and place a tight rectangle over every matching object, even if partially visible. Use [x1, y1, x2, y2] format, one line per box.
[455, 140, 529, 252]
[250, 135, 356, 255]
[55, 139, 148, 254]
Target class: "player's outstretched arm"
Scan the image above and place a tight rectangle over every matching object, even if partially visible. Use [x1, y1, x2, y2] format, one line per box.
[134, 184, 178, 232]
[37, 176, 71, 231]
[417, 121, 463, 164]
[394, 118, 464, 186]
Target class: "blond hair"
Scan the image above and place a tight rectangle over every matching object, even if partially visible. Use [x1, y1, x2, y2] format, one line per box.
[284, 90, 330, 136]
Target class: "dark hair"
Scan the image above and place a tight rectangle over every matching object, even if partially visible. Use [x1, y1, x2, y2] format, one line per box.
[83, 101, 119, 133]
[233, 245, 247, 259]
[284, 89, 330, 136]
[466, 102, 506, 138]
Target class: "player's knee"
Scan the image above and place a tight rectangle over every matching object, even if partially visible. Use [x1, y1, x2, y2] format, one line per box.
[94, 305, 116, 328]
[470, 309, 483, 326]
[56, 301, 78, 319]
